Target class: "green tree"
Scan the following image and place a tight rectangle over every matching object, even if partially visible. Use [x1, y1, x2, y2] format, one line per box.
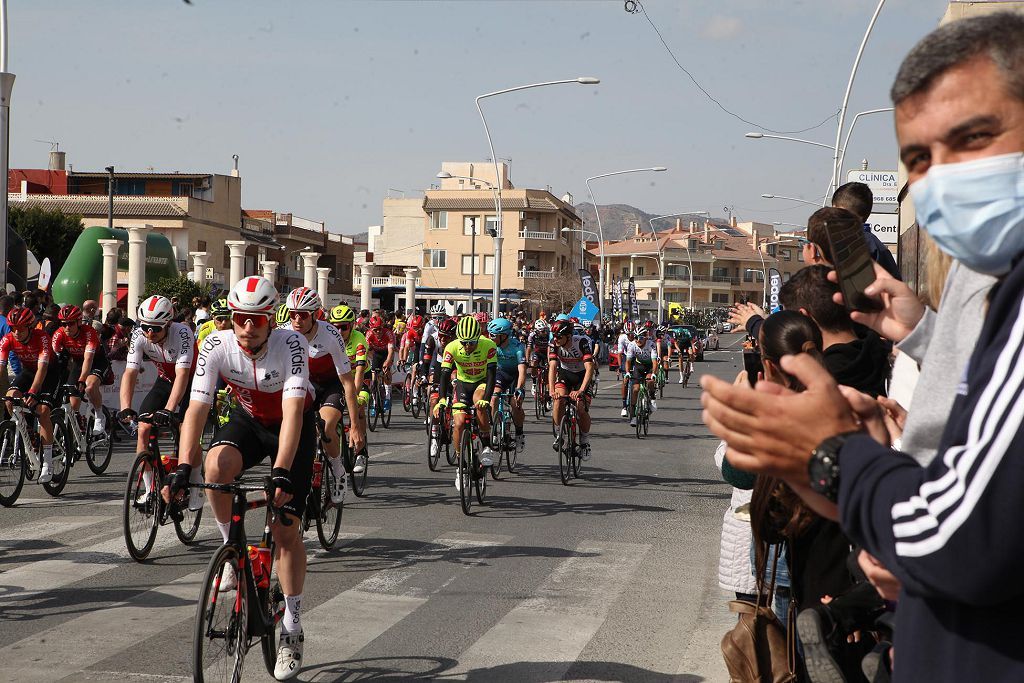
[8, 206, 84, 273]
[143, 275, 210, 307]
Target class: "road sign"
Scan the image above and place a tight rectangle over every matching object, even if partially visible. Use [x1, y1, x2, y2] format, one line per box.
[868, 212, 899, 245]
[847, 169, 898, 204]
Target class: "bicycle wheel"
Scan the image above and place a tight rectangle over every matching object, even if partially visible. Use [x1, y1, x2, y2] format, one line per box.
[316, 456, 343, 549]
[85, 410, 114, 475]
[444, 410, 457, 467]
[351, 448, 367, 497]
[643, 407, 650, 436]
[635, 396, 644, 439]
[534, 386, 543, 420]
[175, 466, 204, 545]
[458, 428, 473, 515]
[260, 580, 285, 676]
[557, 418, 572, 485]
[474, 454, 487, 504]
[427, 416, 442, 472]
[381, 386, 392, 429]
[42, 417, 72, 497]
[368, 382, 380, 433]
[489, 416, 504, 480]
[571, 424, 582, 479]
[193, 543, 248, 683]
[505, 415, 518, 474]
[0, 421, 26, 507]
[403, 373, 413, 413]
[123, 452, 160, 562]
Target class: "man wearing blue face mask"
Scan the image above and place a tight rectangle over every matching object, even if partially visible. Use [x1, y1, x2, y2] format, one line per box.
[699, 12, 1024, 682]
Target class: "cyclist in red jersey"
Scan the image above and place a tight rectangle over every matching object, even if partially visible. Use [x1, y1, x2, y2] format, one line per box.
[51, 305, 109, 435]
[365, 315, 395, 411]
[399, 314, 424, 366]
[0, 306, 58, 482]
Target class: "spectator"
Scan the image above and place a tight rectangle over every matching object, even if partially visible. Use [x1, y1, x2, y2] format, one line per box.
[106, 311, 133, 361]
[81, 299, 104, 332]
[193, 296, 211, 326]
[832, 182, 901, 280]
[42, 303, 61, 337]
[702, 13, 1024, 681]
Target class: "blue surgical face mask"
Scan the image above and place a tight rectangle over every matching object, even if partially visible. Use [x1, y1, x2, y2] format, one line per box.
[910, 152, 1024, 276]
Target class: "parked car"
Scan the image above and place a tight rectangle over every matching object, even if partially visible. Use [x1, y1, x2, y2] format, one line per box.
[722, 321, 734, 333]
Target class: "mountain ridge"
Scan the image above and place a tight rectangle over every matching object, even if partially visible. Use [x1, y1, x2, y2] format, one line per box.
[573, 203, 716, 241]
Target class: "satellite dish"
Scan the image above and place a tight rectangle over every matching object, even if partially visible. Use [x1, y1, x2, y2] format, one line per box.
[38, 258, 52, 291]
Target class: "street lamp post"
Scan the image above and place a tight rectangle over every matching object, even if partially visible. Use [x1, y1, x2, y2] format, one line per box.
[745, 132, 838, 151]
[476, 76, 599, 319]
[647, 210, 710, 315]
[760, 193, 818, 207]
[586, 166, 667, 319]
[773, 221, 807, 232]
[560, 226, 599, 270]
[436, 171, 499, 315]
[0, 0, 14, 288]
[836, 107, 895, 184]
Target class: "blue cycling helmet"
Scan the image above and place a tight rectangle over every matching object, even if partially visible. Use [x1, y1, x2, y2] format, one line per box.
[487, 318, 513, 337]
[555, 313, 569, 321]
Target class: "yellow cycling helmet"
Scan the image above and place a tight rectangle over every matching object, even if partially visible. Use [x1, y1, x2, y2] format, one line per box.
[330, 304, 356, 324]
[456, 315, 481, 342]
[275, 303, 290, 326]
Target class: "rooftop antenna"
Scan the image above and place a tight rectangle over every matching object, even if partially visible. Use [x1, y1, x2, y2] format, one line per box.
[33, 139, 59, 151]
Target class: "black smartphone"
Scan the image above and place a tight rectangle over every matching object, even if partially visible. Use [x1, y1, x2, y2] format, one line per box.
[743, 350, 763, 387]
[824, 220, 884, 313]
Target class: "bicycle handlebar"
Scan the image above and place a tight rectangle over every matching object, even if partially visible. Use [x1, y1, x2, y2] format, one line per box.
[191, 476, 293, 526]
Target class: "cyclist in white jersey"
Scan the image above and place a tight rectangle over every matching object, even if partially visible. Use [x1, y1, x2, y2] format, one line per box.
[625, 328, 660, 426]
[165, 276, 313, 681]
[616, 324, 635, 417]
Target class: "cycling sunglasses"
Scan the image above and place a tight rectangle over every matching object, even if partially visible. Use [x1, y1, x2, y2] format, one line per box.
[289, 310, 311, 320]
[231, 312, 270, 328]
[140, 323, 166, 334]
[335, 322, 353, 331]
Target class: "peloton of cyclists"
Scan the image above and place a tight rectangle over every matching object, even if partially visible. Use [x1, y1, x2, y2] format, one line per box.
[51, 304, 112, 435]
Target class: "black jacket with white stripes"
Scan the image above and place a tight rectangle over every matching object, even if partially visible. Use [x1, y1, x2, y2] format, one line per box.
[838, 258, 1024, 682]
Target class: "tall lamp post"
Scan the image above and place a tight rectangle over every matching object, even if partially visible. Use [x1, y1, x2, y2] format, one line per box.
[836, 107, 894, 183]
[647, 210, 710, 313]
[0, 0, 13, 288]
[436, 171, 498, 314]
[760, 193, 818, 207]
[476, 76, 600, 319]
[560, 226, 599, 269]
[586, 166, 667, 318]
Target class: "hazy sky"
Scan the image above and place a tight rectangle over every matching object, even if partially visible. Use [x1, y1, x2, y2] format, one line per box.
[11, 1, 944, 233]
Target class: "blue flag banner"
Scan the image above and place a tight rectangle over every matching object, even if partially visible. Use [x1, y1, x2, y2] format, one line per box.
[568, 296, 598, 322]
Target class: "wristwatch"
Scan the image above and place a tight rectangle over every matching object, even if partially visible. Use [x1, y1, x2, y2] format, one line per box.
[808, 432, 858, 502]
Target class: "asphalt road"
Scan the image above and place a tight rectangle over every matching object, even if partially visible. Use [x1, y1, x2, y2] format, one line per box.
[0, 334, 747, 682]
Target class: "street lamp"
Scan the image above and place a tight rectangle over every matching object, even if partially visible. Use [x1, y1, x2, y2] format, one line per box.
[560, 226, 599, 270]
[744, 268, 768, 309]
[476, 76, 600, 319]
[437, 171, 499, 313]
[586, 166, 668, 319]
[760, 193, 818, 207]
[773, 221, 807, 232]
[835, 107, 895, 188]
[647, 210, 710, 315]
[745, 132, 838, 152]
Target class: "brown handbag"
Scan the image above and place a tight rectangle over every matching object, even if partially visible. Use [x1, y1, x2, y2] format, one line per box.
[720, 544, 797, 683]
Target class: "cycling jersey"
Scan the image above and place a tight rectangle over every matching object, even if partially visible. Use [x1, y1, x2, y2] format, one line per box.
[393, 320, 406, 336]
[343, 329, 368, 368]
[196, 319, 217, 345]
[626, 339, 658, 366]
[366, 328, 395, 352]
[126, 322, 196, 382]
[440, 337, 497, 383]
[51, 325, 99, 360]
[527, 330, 550, 352]
[304, 320, 352, 385]
[402, 328, 421, 350]
[0, 329, 51, 371]
[191, 329, 313, 426]
[616, 333, 632, 356]
[548, 335, 594, 373]
[495, 337, 526, 370]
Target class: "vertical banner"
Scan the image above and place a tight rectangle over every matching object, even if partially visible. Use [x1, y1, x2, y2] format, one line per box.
[577, 268, 599, 311]
[768, 268, 782, 313]
[613, 277, 623, 319]
[628, 277, 639, 320]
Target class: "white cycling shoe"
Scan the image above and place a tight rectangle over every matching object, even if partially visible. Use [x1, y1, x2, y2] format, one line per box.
[479, 447, 494, 467]
[329, 468, 346, 505]
[274, 630, 304, 681]
[650, 400, 658, 412]
[218, 562, 238, 592]
[38, 456, 53, 484]
[620, 407, 628, 417]
[352, 454, 367, 474]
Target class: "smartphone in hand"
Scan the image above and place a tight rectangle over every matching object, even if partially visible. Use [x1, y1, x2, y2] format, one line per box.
[743, 350, 763, 387]
[824, 220, 884, 312]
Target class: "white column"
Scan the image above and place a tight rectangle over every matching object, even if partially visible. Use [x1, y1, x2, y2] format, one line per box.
[190, 251, 208, 285]
[403, 267, 419, 314]
[300, 251, 321, 290]
[225, 240, 247, 287]
[98, 239, 121, 315]
[360, 263, 373, 311]
[316, 267, 330, 297]
[126, 226, 147, 317]
[261, 260, 278, 287]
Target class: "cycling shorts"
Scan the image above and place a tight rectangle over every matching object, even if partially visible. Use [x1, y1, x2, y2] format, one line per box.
[495, 367, 518, 392]
[211, 407, 316, 521]
[554, 368, 590, 409]
[314, 379, 346, 412]
[10, 363, 60, 400]
[630, 363, 654, 382]
[452, 379, 484, 410]
[529, 350, 546, 367]
[68, 350, 114, 386]
[369, 349, 389, 371]
[139, 376, 192, 419]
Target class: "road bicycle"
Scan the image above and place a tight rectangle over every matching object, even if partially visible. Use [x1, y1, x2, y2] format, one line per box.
[0, 394, 72, 505]
[191, 477, 287, 683]
[633, 377, 652, 439]
[425, 394, 454, 471]
[655, 363, 668, 399]
[681, 352, 695, 388]
[122, 412, 203, 562]
[456, 404, 487, 515]
[300, 416, 343, 550]
[366, 367, 392, 431]
[53, 383, 115, 477]
[553, 395, 583, 485]
[402, 362, 426, 420]
[201, 389, 235, 452]
[489, 389, 517, 479]
[531, 365, 550, 421]
[412, 372, 428, 421]
[339, 406, 367, 497]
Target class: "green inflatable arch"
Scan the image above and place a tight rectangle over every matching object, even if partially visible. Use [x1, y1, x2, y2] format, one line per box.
[51, 226, 179, 306]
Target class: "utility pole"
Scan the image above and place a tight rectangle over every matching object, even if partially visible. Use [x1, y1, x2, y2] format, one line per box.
[0, 0, 16, 289]
[106, 166, 115, 230]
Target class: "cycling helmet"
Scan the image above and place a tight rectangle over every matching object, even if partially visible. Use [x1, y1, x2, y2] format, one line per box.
[474, 311, 490, 326]
[6, 306, 34, 328]
[430, 302, 445, 316]
[487, 318, 513, 337]
[456, 316, 481, 342]
[555, 313, 569, 322]
[437, 317, 458, 339]
[227, 276, 278, 315]
[409, 314, 425, 330]
[58, 304, 83, 323]
[210, 298, 229, 319]
[533, 319, 549, 333]
[286, 286, 322, 312]
[330, 304, 356, 324]
[275, 304, 290, 326]
[569, 316, 580, 324]
[137, 295, 174, 325]
[368, 314, 384, 330]
[551, 319, 573, 338]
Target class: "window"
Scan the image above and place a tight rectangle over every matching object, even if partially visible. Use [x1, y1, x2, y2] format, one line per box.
[463, 216, 481, 235]
[688, 238, 698, 250]
[621, 267, 629, 277]
[715, 240, 725, 249]
[713, 267, 730, 280]
[198, 240, 207, 252]
[461, 254, 478, 274]
[782, 249, 791, 261]
[171, 180, 194, 197]
[797, 249, 805, 262]
[485, 215, 498, 236]
[712, 293, 730, 304]
[114, 179, 146, 195]
[430, 211, 448, 230]
[484, 255, 495, 275]
[423, 249, 447, 269]
[223, 244, 230, 268]
[767, 244, 777, 257]
[635, 265, 645, 276]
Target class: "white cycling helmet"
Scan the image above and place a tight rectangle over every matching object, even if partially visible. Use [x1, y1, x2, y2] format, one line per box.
[533, 319, 549, 332]
[430, 302, 445, 316]
[137, 295, 174, 325]
[227, 276, 278, 315]
[286, 286, 322, 312]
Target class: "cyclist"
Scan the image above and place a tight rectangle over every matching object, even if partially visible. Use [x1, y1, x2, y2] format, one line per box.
[398, 314, 423, 366]
[654, 328, 672, 374]
[421, 303, 446, 351]
[433, 316, 497, 488]
[625, 327, 660, 427]
[51, 304, 110, 435]
[672, 325, 694, 384]
[548, 318, 595, 460]
[487, 317, 526, 456]
[616, 323, 635, 417]
[196, 299, 230, 345]
[330, 305, 371, 474]
[365, 314, 395, 413]
[286, 287, 364, 504]
[526, 319, 550, 401]
[425, 317, 457, 461]
[0, 306, 58, 482]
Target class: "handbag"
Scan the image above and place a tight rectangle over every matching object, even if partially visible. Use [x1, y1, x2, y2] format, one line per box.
[720, 543, 797, 683]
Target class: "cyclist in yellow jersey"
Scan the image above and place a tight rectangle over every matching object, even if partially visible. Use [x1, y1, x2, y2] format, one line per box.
[196, 299, 230, 344]
[433, 316, 497, 487]
[330, 305, 371, 473]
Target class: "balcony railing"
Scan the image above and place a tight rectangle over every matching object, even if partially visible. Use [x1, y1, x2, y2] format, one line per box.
[518, 268, 556, 279]
[519, 230, 556, 240]
[354, 275, 421, 287]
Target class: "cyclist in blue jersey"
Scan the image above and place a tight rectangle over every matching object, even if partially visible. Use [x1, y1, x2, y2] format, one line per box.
[487, 318, 527, 456]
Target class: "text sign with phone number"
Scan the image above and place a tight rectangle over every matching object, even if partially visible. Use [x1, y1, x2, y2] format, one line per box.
[848, 169, 898, 204]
